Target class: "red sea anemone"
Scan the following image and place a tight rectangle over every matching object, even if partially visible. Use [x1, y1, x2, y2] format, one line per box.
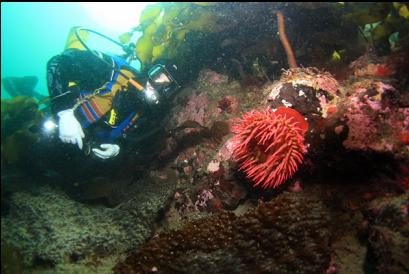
[232, 107, 308, 190]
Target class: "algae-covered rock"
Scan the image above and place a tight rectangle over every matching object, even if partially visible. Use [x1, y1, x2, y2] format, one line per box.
[114, 192, 332, 274]
[1, 169, 176, 272]
[365, 193, 409, 274]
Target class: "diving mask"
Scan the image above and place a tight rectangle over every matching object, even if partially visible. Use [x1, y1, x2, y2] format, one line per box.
[147, 64, 180, 98]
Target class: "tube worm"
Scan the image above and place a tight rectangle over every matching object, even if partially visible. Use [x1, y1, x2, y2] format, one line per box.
[277, 11, 297, 69]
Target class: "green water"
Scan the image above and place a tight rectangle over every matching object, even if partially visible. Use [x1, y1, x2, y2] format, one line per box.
[1, 2, 149, 99]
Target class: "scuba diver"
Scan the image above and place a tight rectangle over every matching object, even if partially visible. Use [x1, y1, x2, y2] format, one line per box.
[46, 27, 180, 160]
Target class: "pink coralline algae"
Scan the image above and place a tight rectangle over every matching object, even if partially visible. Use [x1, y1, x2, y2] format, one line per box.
[232, 107, 308, 190]
[342, 79, 409, 155]
[176, 94, 209, 126]
[342, 112, 378, 151]
[198, 69, 229, 85]
[209, 73, 226, 85]
[344, 106, 409, 154]
[194, 189, 214, 210]
[215, 137, 241, 163]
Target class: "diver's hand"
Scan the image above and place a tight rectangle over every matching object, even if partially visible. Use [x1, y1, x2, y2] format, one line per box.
[57, 109, 84, 149]
[92, 144, 120, 159]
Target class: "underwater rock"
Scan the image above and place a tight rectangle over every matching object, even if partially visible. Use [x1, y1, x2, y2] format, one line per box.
[217, 95, 240, 114]
[331, 48, 409, 159]
[203, 141, 248, 211]
[207, 160, 224, 179]
[160, 70, 240, 161]
[113, 191, 332, 274]
[70, 177, 135, 207]
[365, 193, 409, 273]
[213, 179, 247, 210]
[266, 67, 340, 118]
[197, 69, 229, 86]
[340, 79, 409, 158]
[348, 48, 406, 80]
[215, 137, 240, 163]
[176, 93, 210, 127]
[159, 122, 209, 161]
[169, 69, 241, 127]
[329, 234, 367, 274]
[349, 49, 396, 78]
[174, 147, 207, 179]
[204, 139, 247, 211]
[263, 58, 409, 164]
[1, 169, 176, 269]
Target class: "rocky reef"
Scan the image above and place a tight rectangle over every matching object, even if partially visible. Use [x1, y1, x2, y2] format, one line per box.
[2, 2, 409, 274]
[114, 51, 408, 271]
[365, 193, 409, 273]
[1, 170, 176, 273]
[114, 191, 332, 274]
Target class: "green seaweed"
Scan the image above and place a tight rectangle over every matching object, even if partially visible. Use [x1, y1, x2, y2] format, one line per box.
[1, 96, 44, 165]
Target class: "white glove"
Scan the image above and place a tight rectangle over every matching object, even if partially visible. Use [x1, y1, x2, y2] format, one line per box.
[92, 144, 120, 159]
[57, 109, 84, 149]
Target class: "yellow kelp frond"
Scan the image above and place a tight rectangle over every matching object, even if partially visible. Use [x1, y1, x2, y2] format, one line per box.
[162, 5, 185, 26]
[175, 29, 188, 41]
[119, 32, 133, 44]
[145, 22, 159, 35]
[152, 43, 167, 62]
[135, 34, 153, 67]
[398, 4, 409, 19]
[132, 2, 229, 66]
[152, 24, 170, 44]
[331, 50, 342, 61]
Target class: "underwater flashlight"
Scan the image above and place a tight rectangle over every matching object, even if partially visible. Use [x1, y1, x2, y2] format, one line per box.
[42, 119, 58, 135]
[144, 82, 160, 105]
